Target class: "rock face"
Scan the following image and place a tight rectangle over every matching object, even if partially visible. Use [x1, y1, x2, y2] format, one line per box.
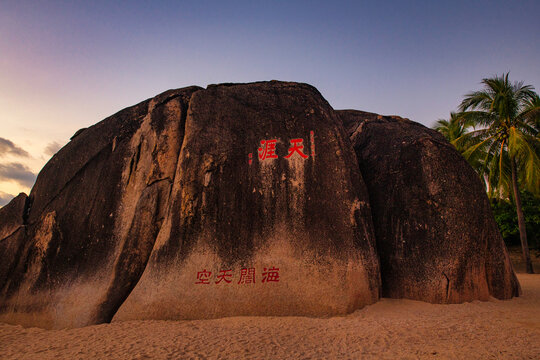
[0, 82, 381, 328]
[0, 193, 27, 241]
[115, 82, 381, 321]
[0, 86, 200, 328]
[337, 110, 521, 302]
[0, 82, 520, 329]
[0, 193, 28, 304]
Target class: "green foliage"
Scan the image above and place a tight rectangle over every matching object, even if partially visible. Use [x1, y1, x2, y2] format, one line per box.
[492, 191, 540, 249]
[434, 73, 539, 272]
[453, 73, 540, 198]
[434, 112, 471, 150]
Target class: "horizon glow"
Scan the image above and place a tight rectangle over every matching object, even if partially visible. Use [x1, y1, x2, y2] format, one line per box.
[0, 0, 539, 203]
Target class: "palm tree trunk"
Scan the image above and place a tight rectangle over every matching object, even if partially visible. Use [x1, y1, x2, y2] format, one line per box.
[511, 157, 534, 273]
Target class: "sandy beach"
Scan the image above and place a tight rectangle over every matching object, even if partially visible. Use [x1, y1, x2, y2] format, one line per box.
[1, 1, 539, 359]
[0, 272, 538, 359]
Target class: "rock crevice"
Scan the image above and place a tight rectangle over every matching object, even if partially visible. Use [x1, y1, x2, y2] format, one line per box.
[0, 82, 519, 329]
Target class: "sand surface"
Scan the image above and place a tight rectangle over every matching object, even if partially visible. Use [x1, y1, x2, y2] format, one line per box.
[1, 274, 539, 359]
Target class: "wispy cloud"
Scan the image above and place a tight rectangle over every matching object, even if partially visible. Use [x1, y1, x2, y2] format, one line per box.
[44, 141, 63, 157]
[0, 191, 15, 207]
[0, 163, 37, 188]
[0, 137, 30, 158]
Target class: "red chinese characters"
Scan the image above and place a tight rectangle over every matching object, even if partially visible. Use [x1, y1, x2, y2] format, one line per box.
[215, 269, 233, 284]
[258, 139, 278, 160]
[238, 268, 256, 284]
[253, 133, 315, 163]
[195, 267, 280, 285]
[195, 269, 212, 284]
[262, 267, 280, 283]
[284, 138, 308, 159]
[309, 130, 315, 156]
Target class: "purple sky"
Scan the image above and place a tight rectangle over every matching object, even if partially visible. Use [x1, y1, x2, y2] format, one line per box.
[0, 0, 539, 203]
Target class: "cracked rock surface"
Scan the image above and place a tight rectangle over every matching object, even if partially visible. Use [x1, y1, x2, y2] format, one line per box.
[338, 110, 520, 303]
[0, 82, 380, 328]
[0, 82, 519, 329]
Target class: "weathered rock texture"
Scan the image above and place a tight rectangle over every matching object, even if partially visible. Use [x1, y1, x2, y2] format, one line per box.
[0, 193, 27, 241]
[114, 83, 381, 321]
[0, 86, 201, 328]
[337, 110, 521, 303]
[0, 82, 381, 328]
[0, 193, 28, 304]
[0, 82, 520, 329]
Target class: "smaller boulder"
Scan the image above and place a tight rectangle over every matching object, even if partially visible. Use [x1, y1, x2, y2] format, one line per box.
[338, 110, 520, 303]
[0, 193, 27, 241]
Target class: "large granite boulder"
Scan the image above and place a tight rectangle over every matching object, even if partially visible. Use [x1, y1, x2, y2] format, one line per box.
[0, 82, 381, 328]
[114, 82, 380, 321]
[0, 193, 28, 302]
[0, 193, 27, 241]
[0, 86, 201, 328]
[0, 82, 521, 329]
[337, 110, 520, 303]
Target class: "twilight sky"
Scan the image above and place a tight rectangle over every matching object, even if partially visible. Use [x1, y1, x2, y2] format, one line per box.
[0, 0, 539, 204]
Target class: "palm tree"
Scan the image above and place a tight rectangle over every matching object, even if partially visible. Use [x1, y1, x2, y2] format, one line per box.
[434, 112, 470, 149]
[456, 73, 540, 274]
[522, 94, 540, 131]
[435, 112, 487, 184]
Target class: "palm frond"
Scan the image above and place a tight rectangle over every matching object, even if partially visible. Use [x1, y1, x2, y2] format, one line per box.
[455, 111, 498, 128]
[508, 127, 540, 195]
[444, 73, 538, 200]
